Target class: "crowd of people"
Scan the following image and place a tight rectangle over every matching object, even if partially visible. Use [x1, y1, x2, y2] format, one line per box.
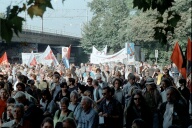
[0, 61, 191, 128]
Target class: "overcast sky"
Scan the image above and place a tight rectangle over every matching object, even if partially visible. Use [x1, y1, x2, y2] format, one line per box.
[0, 0, 93, 37]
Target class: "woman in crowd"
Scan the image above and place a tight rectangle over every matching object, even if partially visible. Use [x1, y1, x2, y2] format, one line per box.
[1, 104, 14, 123]
[125, 89, 152, 128]
[1, 97, 15, 124]
[113, 78, 124, 104]
[77, 84, 86, 101]
[40, 89, 58, 118]
[178, 78, 190, 111]
[160, 78, 172, 102]
[84, 90, 98, 112]
[63, 117, 77, 128]
[2, 103, 32, 128]
[53, 97, 73, 126]
[131, 118, 147, 128]
[41, 117, 54, 128]
[68, 91, 82, 123]
[84, 90, 92, 99]
[55, 82, 70, 102]
[68, 78, 77, 93]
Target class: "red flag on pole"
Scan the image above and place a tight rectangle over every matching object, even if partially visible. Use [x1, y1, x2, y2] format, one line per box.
[27, 51, 37, 66]
[186, 38, 192, 93]
[170, 42, 186, 78]
[0, 52, 8, 65]
[30, 57, 37, 66]
[187, 37, 192, 61]
[67, 45, 71, 59]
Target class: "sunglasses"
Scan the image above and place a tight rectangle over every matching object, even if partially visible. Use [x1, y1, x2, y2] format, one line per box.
[87, 81, 91, 82]
[102, 93, 107, 95]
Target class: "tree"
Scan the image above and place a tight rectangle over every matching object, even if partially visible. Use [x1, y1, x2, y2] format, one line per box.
[81, 0, 191, 65]
[122, 0, 191, 65]
[132, 0, 191, 44]
[0, 0, 57, 42]
[81, 0, 131, 54]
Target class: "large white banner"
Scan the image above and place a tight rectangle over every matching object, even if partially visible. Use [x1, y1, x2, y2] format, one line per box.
[22, 53, 41, 65]
[92, 45, 107, 55]
[90, 48, 135, 64]
[22, 46, 59, 66]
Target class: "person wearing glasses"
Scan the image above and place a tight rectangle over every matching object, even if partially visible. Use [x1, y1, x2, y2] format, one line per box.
[95, 74, 108, 89]
[85, 77, 94, 94]
[125, 89, 152, 128]
[98, 86, 123, 128]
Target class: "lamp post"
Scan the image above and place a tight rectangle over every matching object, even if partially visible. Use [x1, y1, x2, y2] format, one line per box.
[42, 16, 43, 32]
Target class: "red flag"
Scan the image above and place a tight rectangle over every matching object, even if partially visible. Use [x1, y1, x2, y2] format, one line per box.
[67, 45, 71, 59]
[30, 57, 37, 66]
[0, 52, 8, 65]
[170, 42, 186, 78]
[45, 51, 54, 60]
[27, 51, 37, 66]
[187, 37, 192, 61]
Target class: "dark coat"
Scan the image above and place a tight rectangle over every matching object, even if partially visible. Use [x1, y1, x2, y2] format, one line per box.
[125, 104, 152, 128]
[98, 98, 123, 128]
[159, 101, 190, 128]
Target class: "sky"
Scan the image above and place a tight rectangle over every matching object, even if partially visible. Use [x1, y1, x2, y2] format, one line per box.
[0, 0, 93, 37]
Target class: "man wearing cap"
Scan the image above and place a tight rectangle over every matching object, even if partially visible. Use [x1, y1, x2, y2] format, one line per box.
[143, 77, 162, 128]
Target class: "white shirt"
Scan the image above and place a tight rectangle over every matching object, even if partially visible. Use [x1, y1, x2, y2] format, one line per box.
[163, 103, 173, 128]
[161, 90, 167, 103]
[13, 81, 18, 90]
[2, 118, 24, 127]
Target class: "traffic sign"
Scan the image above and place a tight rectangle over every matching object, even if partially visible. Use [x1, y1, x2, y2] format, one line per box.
[155, 50, 158, 58]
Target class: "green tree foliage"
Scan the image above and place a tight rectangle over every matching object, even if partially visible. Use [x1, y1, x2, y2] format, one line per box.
[81, 0, 191, 65]
[132, 0, 181, 44]
[0, 0, 53, 42]
[81, 0, 130, 54]
[124, 0, 191, 65]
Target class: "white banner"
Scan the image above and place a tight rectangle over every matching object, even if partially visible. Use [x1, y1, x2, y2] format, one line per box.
[38, 45, 59, 66]
[90, 48, 135, 64]
[22, 53, 41, 65]
[22, 46, 59, 66]
[92, 45, 107, 55]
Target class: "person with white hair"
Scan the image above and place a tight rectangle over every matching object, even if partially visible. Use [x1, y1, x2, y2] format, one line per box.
[77, 96, 98, 128]
[68, 90, 82, 123]
[95, 74, 108, 89]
